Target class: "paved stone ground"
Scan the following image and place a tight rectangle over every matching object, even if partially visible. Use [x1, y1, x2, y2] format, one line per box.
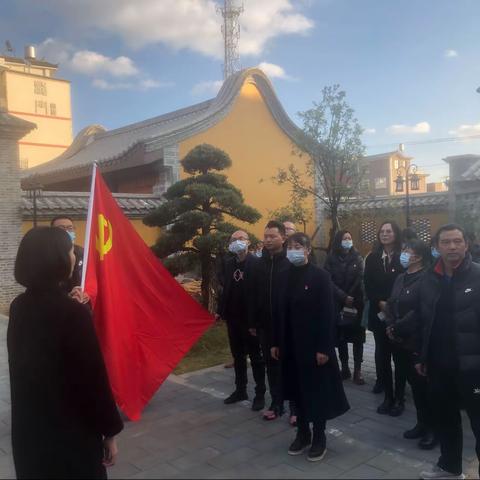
[0, 315, 478, 479]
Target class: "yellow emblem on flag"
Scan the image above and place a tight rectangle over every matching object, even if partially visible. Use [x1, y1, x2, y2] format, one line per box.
[96, 213, 113, 260]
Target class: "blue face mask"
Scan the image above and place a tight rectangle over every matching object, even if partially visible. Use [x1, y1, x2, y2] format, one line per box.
[341, 240, 353, 250]
[228, 240, 248, 255]
[400, 251, 411, 269]
[68, 231, 76, 243]
[255, 250, 263, 258]
[431, 247, 440, 259]
[286, 249, 306, 266]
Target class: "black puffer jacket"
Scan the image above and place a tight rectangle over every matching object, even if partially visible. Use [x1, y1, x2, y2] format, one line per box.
[386, 269, 425, 352]
[418, 254, 480, 398]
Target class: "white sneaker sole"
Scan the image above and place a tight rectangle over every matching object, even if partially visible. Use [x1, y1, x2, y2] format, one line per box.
[288, 446, 309, 456]
[420, 471, 465, 480]
[308, 448, 327, 462]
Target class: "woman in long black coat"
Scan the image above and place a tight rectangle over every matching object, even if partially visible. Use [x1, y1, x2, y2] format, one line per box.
[272, 233, 349, 462]
[364, 220, 405, 415]
[8, 227, 123, 479]
[324, 230, 366, 385]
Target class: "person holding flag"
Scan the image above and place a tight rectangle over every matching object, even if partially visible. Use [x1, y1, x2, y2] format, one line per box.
[8, 227, 123, 479]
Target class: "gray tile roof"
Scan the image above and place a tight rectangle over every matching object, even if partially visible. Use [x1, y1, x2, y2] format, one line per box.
[23, 67, 301, 186]
[339, 192, 448, 212]
[22, 191, 163, 220]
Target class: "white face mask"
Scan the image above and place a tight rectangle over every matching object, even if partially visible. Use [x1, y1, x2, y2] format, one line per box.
[228, 240, 248, 255]
[341, 239, 353, 250]
[286, 249, 306, 266]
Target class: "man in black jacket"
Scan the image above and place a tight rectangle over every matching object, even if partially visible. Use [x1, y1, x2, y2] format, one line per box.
[51, 216, 89, 304]
[251, 220, 291, 420]
[417, 224, 480, 480]
[217, 230, 266, 411]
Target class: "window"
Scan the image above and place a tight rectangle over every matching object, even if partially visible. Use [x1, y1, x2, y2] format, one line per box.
[34, 80, 47, 96]
[35, 100, 47, 114]
[50, 103, 57, 116]
[411, 218, 431, 242]
[374, 177, 387, 189]
[361, 221, 377, 243]
[394, 159, 399, 169]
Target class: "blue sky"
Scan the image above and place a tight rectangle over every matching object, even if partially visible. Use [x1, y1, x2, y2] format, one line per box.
[2, 0, 480, 182]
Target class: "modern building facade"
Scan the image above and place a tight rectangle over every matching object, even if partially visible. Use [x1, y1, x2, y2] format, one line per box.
[0, 46, 73, 169]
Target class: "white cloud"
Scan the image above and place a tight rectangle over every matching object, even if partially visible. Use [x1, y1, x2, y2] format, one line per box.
[364, 128, 376, 134]
[35, 0, 314, 59]
[93, 78, 174, 91]
[257, 62, 291, 79]
[36, 38, 73, 64]
[386, 122, 431, 135]
[444, 49, 458, 58]
[448, 123, 480, 137]
[70, 51, 138, 77]
[191, 80, 224, 96]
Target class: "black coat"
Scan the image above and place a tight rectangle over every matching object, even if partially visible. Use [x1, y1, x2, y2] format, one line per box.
[8, 287, 123, 479]
[417, 255, 480, 400]
[324, 249, 365, 344]
[251, 249, 291, 335]
[386, 269, 425, 352]
[364, 249, 404, 331]
[217, 253, 259, 325]
[273, 263, 350, 422]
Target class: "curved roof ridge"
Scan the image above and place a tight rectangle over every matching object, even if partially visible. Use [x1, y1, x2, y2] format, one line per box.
[23, 67, 301, 185]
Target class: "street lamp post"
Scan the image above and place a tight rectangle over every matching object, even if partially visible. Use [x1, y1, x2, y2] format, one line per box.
[25, 184, 43, 228]
[395, 164, 419, 227]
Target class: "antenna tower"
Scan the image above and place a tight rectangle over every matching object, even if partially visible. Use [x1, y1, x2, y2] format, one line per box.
[217, 0, 243, 80]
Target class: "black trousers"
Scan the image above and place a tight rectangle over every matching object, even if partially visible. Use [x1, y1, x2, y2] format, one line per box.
[259, 328, 283, 407]
[297, 409, 327, 445]
[338, 342, 364, 366]
[428, 368, 480, 476]
[394, 351, 432, 428]
[227, 320, 266, 395]
[373, 328, 407, 401]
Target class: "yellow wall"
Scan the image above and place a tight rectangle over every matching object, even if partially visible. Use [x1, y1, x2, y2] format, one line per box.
[1, 70, 72, 168]
[22, 219, 160, 247]
[179, 80, 315, 238]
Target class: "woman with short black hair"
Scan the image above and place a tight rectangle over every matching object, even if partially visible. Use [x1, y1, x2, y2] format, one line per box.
[364, 220, 405, 415]
[385, 239, 437, 449]
[324, 230, 366, 385]
[271, 233, 349, 462]
[8, 227, 123, 479]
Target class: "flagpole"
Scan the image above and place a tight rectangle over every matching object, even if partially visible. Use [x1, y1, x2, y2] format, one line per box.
[81, 162, 98, 291]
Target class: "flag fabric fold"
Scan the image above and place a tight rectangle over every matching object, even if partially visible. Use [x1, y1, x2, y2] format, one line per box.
[84, 167, 214, 420]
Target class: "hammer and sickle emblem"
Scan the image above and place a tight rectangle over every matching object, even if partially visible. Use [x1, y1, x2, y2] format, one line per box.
[96, 213, 113, 261]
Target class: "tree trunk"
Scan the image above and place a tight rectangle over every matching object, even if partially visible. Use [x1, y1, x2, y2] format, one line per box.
[200, 255, 212, 309]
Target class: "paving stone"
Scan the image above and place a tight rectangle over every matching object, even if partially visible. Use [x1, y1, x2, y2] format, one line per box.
[109, 461, 142, 479]
[207, 446, 259, 469]
[169, 446, 221, 471]
[339, 463, 386, 479]
[130, 462, 181, 479]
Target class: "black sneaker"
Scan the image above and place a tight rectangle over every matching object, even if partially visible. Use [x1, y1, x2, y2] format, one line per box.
[224, 390, 248, 405]
[404, 424, 426, 440]
[308, 442, 327, 462]
[251, 394, 265, 411]
[288, 433, 311, 456]
[376, 398, 394, 415]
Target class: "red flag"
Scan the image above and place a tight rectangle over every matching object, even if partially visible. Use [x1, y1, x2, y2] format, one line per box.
[82, 166, 214, 420]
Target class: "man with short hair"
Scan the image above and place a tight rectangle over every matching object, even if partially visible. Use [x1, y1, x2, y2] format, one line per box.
[251, 220, 291, 420]
[217, 230, 266, 411]
[51, 216, 88, 303]
[283, 221, 297, 239]
[417, 224, 480, 480]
